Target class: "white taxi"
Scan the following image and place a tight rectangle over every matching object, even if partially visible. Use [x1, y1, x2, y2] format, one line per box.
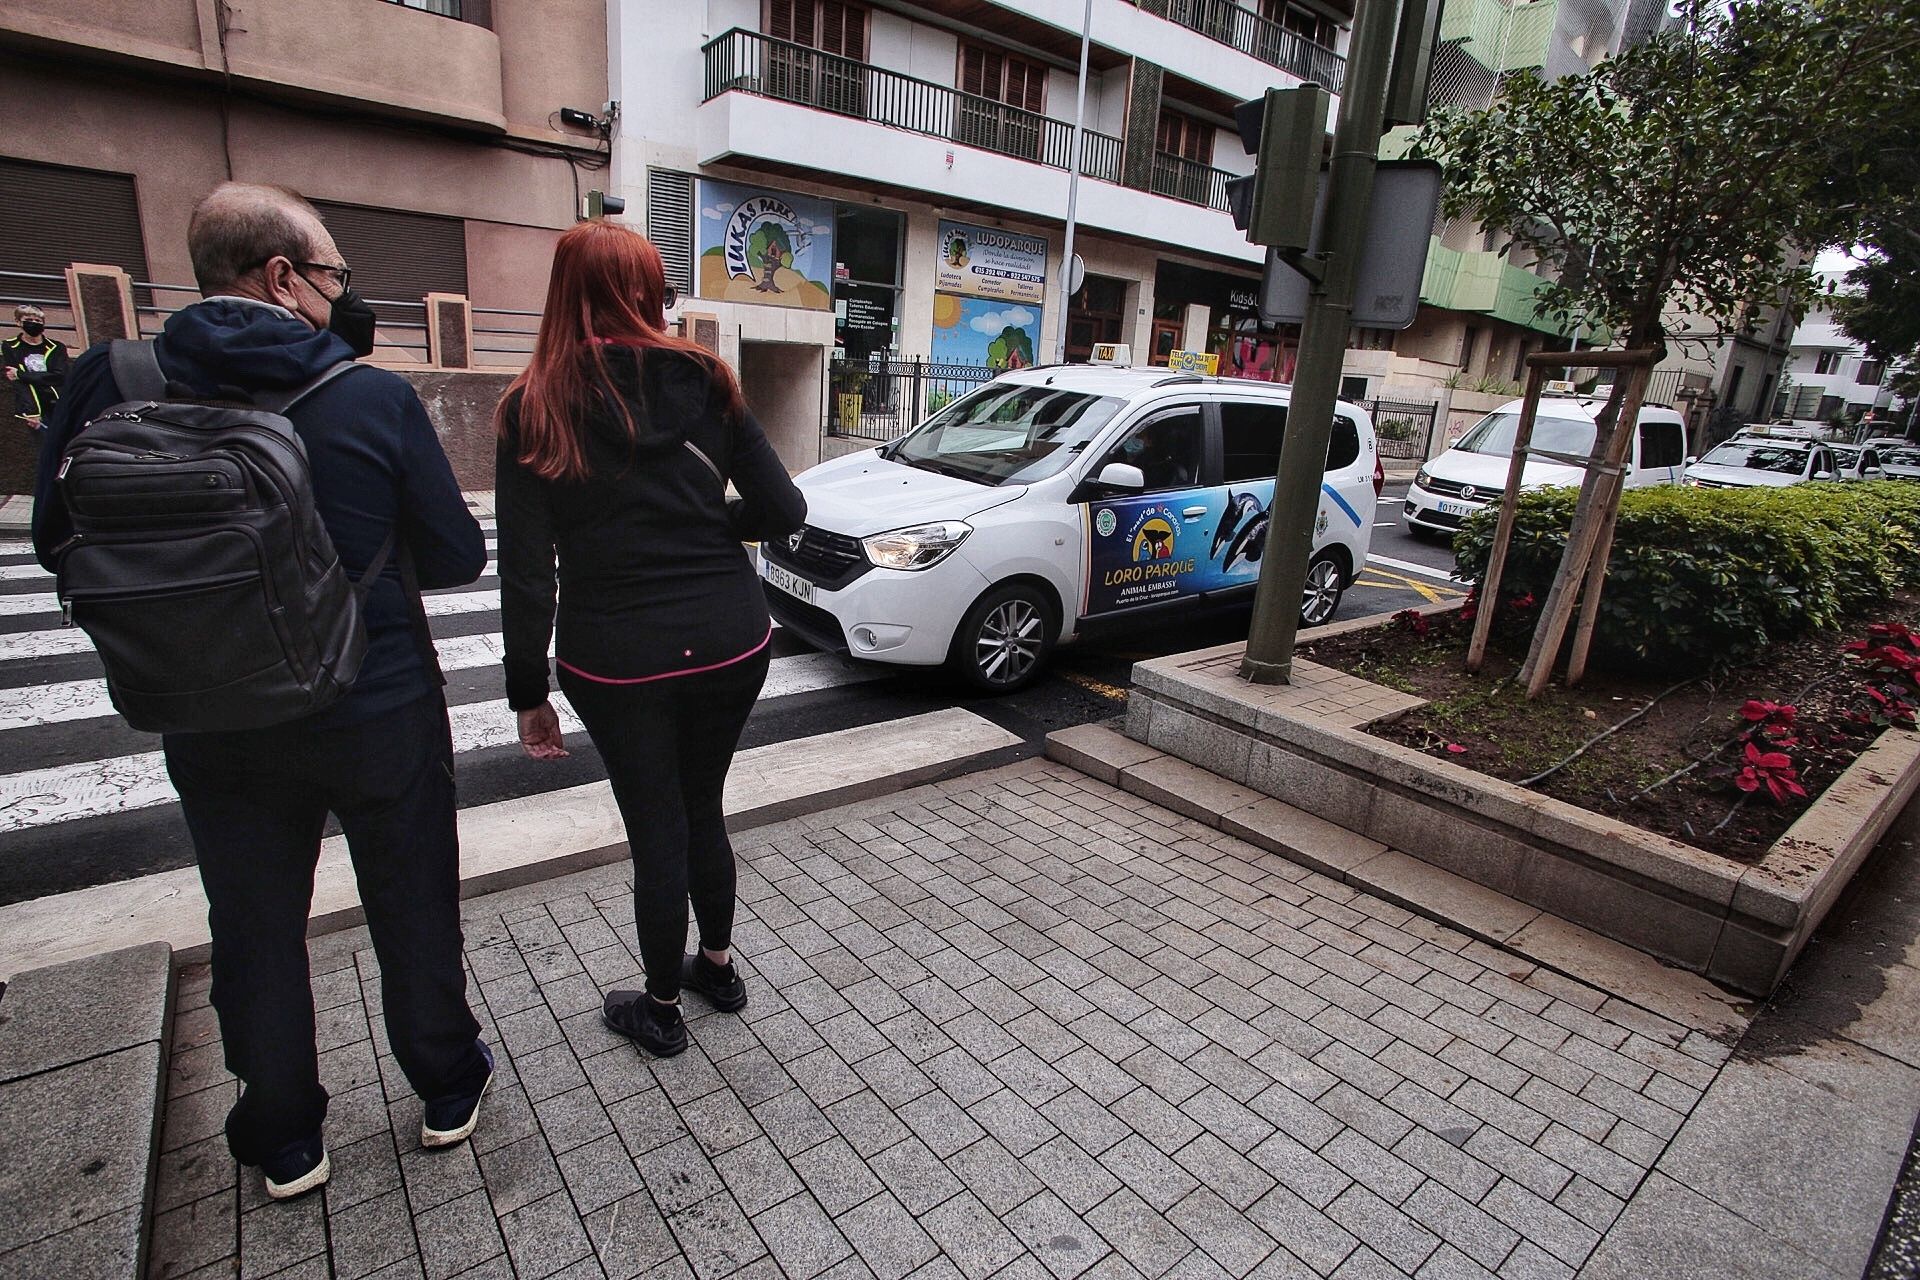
[760, 365, 1381, 691]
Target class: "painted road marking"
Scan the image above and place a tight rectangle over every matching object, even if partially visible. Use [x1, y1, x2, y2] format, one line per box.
[1366, 553, 1460, 584]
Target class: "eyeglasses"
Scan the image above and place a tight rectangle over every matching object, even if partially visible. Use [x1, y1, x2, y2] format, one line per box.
[663, 284, 679, 310]
[294, 261, 352, 294]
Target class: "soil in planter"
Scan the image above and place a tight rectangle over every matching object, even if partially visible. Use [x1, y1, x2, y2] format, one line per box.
[1297, 595, 1920, 862]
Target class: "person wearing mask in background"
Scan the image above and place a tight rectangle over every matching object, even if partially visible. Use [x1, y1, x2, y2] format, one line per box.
[3, 303, 69, 427]
[33, 182, 493, 1200]
[497, 220, 805, 1058]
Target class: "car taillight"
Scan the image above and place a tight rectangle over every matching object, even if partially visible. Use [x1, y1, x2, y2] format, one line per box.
[1373, 454, 1385, 498]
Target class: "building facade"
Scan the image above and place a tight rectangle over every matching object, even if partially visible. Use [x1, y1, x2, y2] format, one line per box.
[1776, 278, 1896, 427]
[0, 0, 608, 371]
[610, 0, 1365, 466]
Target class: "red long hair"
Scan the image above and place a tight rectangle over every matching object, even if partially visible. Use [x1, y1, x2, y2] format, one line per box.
[499, 220, 742, 481]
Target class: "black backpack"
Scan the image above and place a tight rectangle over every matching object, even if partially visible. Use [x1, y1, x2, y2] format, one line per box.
[53, 340, 399, 734]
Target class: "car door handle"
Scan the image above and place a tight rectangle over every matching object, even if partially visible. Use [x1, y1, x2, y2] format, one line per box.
[1182, 507, 1208, 520]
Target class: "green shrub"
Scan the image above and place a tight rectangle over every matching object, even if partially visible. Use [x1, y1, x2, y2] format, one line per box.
[1452, 481, 1920, 667]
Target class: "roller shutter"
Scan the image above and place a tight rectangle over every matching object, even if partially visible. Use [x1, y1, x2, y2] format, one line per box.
[310, 200, 468, 322]
[0, 157, 150, 302]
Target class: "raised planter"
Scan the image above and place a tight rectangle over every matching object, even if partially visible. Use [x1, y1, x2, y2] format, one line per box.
[1122, 613, 1920, 996]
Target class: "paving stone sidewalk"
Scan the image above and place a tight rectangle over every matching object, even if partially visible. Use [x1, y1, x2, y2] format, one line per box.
[148, 758, 1744, 1280]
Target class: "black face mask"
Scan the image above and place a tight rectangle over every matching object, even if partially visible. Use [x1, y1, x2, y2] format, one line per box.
[327, 287, 377, 358]
[19, 321, 44, 338]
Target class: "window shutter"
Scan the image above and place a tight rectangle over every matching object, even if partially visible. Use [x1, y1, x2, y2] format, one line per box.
[960, 46, 986, 97]
[793, 0, 816, 47]
[0, 158, 150, 302]
[820, 1, 847, 54]
[310, 200, 466, 322]
[647, 169, 696, 299]
[767, 0, 793, 41]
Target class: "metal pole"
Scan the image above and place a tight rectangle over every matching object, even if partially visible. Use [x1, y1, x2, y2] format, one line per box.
[1056, 0, 1094, 363]
[1240, 0, 1405, 684]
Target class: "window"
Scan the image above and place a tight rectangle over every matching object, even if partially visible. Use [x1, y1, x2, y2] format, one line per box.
[1860, 360, 1885, 386]
[1340, 375, 1369, 401]
[955, 43, 1046, 160]
[310, 200, 466, 322]
[1511, 340, 1531, 382]
[766, 0, 867, 56]
[1102, 409, 1204, 491]
[1220, 401, 1359, 481]
[0, 157, 150, 303]
[1351, 328, 1394, 352]
[1156, 110, 1213, 164]
[384, 0, 487, 22]
[647, 169, 696, 300]
[834, 204, 903, 360]
[766, 1, 868, 114]
[1261, 0, 1337, 47]
[1461, 325, 1482, 373]
[1638, 421, 1685, 469]
[1815, 351, 1842, 375]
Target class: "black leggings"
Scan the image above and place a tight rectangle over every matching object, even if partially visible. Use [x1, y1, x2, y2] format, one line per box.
[559, 646, 768, 1001]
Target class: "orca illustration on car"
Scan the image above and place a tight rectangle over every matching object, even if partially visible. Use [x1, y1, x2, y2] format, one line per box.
[759, 363, 1381, 691]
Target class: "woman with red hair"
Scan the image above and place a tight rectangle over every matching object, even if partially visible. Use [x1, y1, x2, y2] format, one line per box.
[496, 220, 805, 1057]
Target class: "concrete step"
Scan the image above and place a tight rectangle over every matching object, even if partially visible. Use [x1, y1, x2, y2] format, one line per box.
[1044, 721, 1749, 1039]
[0, 941, 173, 1279]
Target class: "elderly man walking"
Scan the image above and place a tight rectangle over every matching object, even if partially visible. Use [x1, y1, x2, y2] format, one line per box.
[33, 183, 493, 1200]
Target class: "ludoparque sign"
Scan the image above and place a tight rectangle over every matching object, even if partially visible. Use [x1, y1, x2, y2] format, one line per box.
[935, 220, 1047, 305]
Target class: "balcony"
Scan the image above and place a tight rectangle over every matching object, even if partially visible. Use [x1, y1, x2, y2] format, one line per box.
[1439, 0, 1555, 73]
[702, 29, 1124, 184]
[1421, 243, 1573, 335]
[1150, 152, 1234, 213]
[1153, 0, 1346, 92]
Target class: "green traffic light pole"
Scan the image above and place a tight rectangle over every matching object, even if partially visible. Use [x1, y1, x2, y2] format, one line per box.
[1240, 0, 1406, 684]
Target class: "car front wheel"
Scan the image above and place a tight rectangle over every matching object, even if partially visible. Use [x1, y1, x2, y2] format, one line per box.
[1300, 551, 1347, 628]
[950, 583, 1055, 693]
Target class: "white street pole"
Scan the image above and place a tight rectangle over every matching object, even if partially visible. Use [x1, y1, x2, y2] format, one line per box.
[1056, 0, 1094, 363]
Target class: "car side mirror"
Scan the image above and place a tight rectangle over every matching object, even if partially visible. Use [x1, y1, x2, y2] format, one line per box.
[1684, 455, 1697, 466]
[1813, 471, 1835, 481]
[1095, 462, 1146, 491]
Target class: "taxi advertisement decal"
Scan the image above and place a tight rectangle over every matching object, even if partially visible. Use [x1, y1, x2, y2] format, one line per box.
[1081, 481, 1363, 618]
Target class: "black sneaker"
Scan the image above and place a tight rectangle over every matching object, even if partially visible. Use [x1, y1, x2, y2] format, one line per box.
[602, 990, 688, 1057]
[421, 1040, 494, 1149]
[261, 1132, 329, 1201]
[681, 953, 748, 1012]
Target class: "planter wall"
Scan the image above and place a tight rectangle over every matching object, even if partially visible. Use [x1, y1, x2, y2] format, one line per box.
[1122, 623, 1920, 996]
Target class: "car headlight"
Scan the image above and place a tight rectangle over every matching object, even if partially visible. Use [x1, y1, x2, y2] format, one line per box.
[1414, 468, 1432, 489]
[862, 521, 972, 571]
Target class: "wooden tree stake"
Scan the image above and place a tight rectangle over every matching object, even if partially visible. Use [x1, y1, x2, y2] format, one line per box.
[1466, 365, 1550, 673]
[1565, 363, 1653, 685]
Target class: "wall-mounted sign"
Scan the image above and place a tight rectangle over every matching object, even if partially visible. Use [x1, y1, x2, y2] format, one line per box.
[697, 179, 835, 310]
[932, 294, 1041, 370]
[935, 220, 1047, 304]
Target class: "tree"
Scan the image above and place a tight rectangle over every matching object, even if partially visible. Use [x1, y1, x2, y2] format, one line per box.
[1834, 197, 1920, 369]
[1415, 0, 1920, 689]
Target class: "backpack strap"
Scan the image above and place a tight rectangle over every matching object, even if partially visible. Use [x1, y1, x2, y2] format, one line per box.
[683, 439, 725, 485]
[348, 526, 446, 688]
[108, 340, 168, 401]
[254, 361, 361, 415]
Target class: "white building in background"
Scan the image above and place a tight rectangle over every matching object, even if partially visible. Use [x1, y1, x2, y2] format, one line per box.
[607, 0, 1356, 469]
[1777, 278, 1895, 425]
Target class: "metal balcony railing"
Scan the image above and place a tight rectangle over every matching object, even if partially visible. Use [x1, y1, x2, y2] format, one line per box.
[1156, 0, 1346, 92]
[1150, 152, 1234, 213]
[702, 29, 1126, 184]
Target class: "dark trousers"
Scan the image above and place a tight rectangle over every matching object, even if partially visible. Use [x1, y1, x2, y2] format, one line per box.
[559, 647, 768, 1001]
[164, 691, 487, 1166]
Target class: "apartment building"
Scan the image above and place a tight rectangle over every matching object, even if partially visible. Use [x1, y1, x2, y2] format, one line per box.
[0, 0, 607, 365]
[1777, 278, 1895, 426]
[610, 0, 1359, 465]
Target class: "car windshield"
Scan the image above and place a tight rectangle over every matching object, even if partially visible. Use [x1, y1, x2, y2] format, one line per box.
[1700, 442, 1808, 474]
[1883, 449, 1920, 467]
[884, 383, 1125, 486]
[1831, 447, 1863, 469]
[1454, 412, 1596, 460]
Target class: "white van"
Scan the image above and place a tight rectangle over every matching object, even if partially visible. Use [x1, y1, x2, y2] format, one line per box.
[762, 366, 1381, 691]
[1403, 396, 1689, 537]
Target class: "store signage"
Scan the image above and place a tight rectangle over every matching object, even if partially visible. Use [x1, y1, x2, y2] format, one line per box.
[936, 220, 1047, 304]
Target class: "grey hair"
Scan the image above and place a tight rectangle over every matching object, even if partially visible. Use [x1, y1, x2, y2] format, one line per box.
[187, 182, 326, 295]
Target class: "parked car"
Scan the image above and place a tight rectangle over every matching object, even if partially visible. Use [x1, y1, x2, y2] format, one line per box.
[1682, 437, 1841, 489]
[761, 365, 1381, 691]
[1402, 396, 1688, 538]
[1826, 444, 1886, 482]
[1877, 447, 1920, 481]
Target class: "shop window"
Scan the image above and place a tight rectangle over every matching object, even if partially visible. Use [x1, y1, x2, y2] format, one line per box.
[834, 204, 903, 360]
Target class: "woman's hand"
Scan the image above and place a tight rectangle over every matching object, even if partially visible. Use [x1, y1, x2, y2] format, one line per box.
[517, 702, 569, 760]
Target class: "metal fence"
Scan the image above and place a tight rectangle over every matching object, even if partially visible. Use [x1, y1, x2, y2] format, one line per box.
[0, 270, 82, 348]
[1158, 0, 1347, 91]
[827, 358, 994, 442]
[703, 29, 1126, 184]
[472, 306, 540, 369]
[1366, 398, 1440, 461]
[1150, 153, 1234, 213]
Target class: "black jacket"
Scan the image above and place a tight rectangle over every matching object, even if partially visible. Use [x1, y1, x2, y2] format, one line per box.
[34, 298, 486, 726]
[3, 333, 68, 418]
[497, 346, 806, 710]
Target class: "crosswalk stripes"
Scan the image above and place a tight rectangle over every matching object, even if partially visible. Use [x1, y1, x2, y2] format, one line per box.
[0, 519, 974, 904]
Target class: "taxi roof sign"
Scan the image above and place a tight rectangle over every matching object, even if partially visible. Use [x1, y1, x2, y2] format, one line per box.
[1089, 343, 1132, 366]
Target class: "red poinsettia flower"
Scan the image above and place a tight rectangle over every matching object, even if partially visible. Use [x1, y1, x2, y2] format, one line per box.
[1733, 740, 1806, 805]
[1740, 700, 1796, 725]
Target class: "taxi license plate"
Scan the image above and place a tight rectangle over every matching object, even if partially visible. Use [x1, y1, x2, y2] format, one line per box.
[1437, 499, 1477, 517]
[763, 560, 815, 605]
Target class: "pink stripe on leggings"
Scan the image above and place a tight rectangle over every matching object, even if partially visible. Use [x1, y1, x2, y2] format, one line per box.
[556, 625, 772, 686]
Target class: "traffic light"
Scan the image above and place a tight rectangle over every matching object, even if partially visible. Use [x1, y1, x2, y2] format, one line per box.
[1222, 85, 1329, 251]
[580, 189, 627, 220]
[1384, 0, 1444, 126]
